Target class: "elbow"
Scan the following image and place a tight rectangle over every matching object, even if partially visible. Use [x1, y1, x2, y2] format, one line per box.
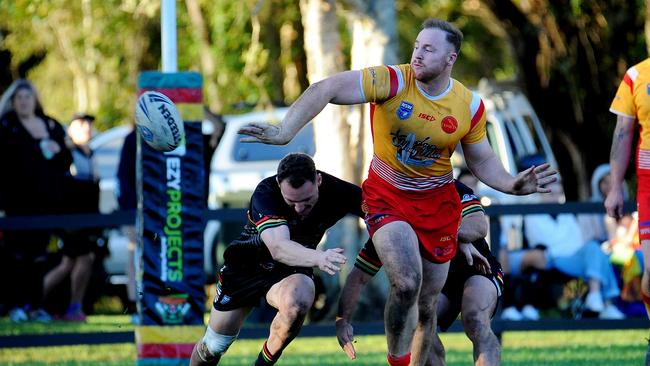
[307, 79, 335, 102]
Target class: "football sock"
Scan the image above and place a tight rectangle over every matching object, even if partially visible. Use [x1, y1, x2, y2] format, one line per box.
[387, 352, 411, 366]
[254, 341, 281, 366]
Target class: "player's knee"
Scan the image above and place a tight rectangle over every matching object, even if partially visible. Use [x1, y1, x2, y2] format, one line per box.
[283, 297, 313, 320]
[391, 272, 421, 303]
[198, 327, 237, 362]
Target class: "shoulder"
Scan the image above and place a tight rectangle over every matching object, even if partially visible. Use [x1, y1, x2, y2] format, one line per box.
[254, 176, 279, 196]
[449, 79, 475, 104]
[319, 171, 360, 194]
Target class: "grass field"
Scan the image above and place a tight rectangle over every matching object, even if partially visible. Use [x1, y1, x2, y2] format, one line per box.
[0, 316, 647, 365]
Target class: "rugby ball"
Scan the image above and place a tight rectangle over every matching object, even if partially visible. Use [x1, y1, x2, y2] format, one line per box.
[135, 91, 185, 152]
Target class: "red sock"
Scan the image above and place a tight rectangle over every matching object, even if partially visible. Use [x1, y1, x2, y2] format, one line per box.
[387, 352, 411, 366]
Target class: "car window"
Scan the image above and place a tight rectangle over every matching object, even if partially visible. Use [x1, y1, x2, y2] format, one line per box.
[231, 124, 315, 162]
[522, 115, 546, 155]
[93, 136, 125, 180]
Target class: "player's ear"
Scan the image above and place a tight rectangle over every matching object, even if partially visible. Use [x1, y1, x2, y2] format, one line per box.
[316, 173, 322, 187]
[447, 52, 457, 66]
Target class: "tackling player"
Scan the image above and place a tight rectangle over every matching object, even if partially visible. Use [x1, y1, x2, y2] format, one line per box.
[190, 153, 363, 366]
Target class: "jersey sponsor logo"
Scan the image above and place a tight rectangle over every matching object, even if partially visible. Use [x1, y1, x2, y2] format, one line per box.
[396, 101, 414, 120]
[461, 193, 477, 203]
[365, 213, 389, 226]
[417, 112, 436, 122]
[647, 83, 650, 95]
[434, 245, 454, 258]
[441, 116, 458, 134]
[439, 235, 453, 242]
[391, 128, 441, 167]
[220, 295, 231, 305]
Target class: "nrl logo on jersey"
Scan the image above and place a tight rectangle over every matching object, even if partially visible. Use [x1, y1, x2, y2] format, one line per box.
[396, 101, 414, 120]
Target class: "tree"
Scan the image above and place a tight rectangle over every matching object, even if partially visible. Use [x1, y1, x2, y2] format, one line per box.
[477, 0, 647, 199]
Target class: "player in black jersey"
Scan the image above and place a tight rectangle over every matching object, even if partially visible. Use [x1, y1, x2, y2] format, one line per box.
[190, 153, 364, 366]
[336, 180, 503, 366]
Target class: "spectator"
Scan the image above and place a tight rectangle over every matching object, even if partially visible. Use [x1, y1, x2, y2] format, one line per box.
[0, 79, 72, 322]
[508, 180, 625, 319]
[578, 164, 626, 244]
[42, 114, 99, 321]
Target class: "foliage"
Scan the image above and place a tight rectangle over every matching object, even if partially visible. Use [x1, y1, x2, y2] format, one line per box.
[0, 0, 648, 198]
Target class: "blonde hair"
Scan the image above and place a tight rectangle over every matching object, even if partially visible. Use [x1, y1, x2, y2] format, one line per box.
[0, 79, 45, 118]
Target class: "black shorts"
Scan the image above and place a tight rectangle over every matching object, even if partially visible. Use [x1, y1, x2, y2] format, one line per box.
[437, 251, 503, 331]
[213, 261, 314, 311]
[60, 230, 97, 258]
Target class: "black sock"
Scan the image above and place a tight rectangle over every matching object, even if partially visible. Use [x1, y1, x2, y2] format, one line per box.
[254, 341, 281, 366]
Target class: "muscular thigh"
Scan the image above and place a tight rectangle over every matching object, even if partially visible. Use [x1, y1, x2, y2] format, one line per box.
[461, 275, 498, 318]
[420, 259, 450, 300]
[266, 273, 315, 311]
[373, 221, 421, 282]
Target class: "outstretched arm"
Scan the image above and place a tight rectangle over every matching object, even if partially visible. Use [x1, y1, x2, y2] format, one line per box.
[605, 115, 635, 219]
[260, 226, 347, 275]
[238, 70, 365, 144]
[462, 138, 557, 195]
[336, 267, 373, 360]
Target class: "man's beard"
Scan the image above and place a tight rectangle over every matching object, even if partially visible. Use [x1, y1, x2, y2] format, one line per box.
[412, 62, 446, 83]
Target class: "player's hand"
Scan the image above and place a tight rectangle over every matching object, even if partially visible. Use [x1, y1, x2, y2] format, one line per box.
[512, 163, 557, 195]
[317, 248, 347, 275]
[605, 187, 625, 219]
[459, 243, 490, 275]
[238, 122, 287, 144]
[335, 317, 357, 360]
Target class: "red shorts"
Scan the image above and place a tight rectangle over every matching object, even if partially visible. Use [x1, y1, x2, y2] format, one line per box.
[361, 169, 461, 263]
[638, 174, 650, 241]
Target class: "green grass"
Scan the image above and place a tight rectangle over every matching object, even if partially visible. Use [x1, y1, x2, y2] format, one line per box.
[0, 315, 135, 336]
[0, 317, 647, 366]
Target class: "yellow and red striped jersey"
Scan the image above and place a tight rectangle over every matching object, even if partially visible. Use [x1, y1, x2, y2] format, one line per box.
[360, 64, 486, 191]
[610, 58, 650, 171]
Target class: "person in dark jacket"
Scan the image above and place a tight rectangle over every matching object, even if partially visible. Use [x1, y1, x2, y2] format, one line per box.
[0, 79, 72, 322]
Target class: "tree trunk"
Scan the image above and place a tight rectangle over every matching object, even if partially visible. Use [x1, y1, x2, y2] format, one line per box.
[343, 0, 398, 186]
[299, 0, 350, 180]
[184, 0, 220, 110]
[82, 0, 100, 113]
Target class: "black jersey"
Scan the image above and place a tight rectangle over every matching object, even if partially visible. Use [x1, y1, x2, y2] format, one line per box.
[223, 171, 363, 267]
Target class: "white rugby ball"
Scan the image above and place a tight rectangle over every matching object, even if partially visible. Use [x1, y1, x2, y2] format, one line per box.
[135, 91, 185, 152]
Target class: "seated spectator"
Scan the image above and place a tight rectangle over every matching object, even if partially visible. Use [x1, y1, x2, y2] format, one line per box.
[507, 180, 625, 319]
[42, 114, 99, 321]
[0, 79, 72, 322]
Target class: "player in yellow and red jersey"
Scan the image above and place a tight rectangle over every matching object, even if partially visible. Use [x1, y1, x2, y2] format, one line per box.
[608, 59, 650, 365]
[240, 18, 556, 366]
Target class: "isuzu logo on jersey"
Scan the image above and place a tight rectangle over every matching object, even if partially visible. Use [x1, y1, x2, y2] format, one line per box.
[396, 101, 414, 120]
